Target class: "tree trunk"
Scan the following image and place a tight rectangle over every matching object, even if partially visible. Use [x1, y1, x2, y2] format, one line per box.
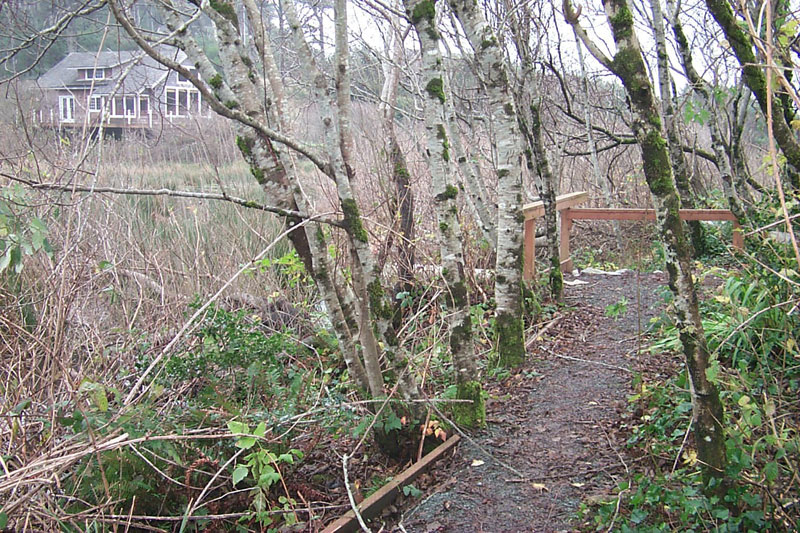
[651, 0, 705, 254]
[705, 0, 800, 190]
[565, 0, 727, 487]
[518, 101, 562, 301]
[405, 0, 484, 428]
[450, 0, 527, 367]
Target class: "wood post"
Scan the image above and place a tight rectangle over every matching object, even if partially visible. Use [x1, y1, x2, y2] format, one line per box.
[523, 217, 536, 281]
[560, 209, 573, 273]
[522, 191, 589, 280]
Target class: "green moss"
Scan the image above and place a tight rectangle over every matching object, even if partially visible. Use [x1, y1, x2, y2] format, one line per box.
[240, 55, 253, 69]
[439, 222, 449, 232]
[503, 102, 514, 116]
[341, 198, 368, 243]
[608, 1, 634, 40]
[452, 380, 485, 429]
[367, 279, 393, 321]
[450, 281, 468, 308]
[209, 0, 239, 27]
[411, 0, 435, 25]
[437, 125, 451, 161]
[641, 128, 672, 196]
[549, 255, 563, 301]
[495, 311, 525, 367]
[235, 135, 254, 156]
[224, 100, 239, 109]
[209, 73, 223, 90]
[497, 169, 510, 178]
[481, 37, 497, 50]
[250, 166, 265, 183]
[425, 78, 446, 104]
[436, 184, 458, 201]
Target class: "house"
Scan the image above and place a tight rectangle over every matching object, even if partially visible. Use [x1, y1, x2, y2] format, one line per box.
[36, 47, 207, 132]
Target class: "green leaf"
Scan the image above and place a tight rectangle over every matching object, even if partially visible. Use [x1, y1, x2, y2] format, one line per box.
[227, 420, 249, 435]
[764, 461, 779, 483]
[383, 411, 402, 432]
[277, 453, 295, 464]
[235, 436, 257, 450]
[10, 398, 31, 415]
[232, 465, 248, 485]
[259, 471, 281, 488]
[705, 361, 720, 383]
[0, 511, 7, 529]
[253, 421, 267, 438]
[402, 484, 423, 497]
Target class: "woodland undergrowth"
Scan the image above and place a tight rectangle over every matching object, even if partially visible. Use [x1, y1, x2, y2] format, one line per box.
[580, 198, 800, 532]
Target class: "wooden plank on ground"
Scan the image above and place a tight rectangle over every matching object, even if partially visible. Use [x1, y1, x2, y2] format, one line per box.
[321, 435, 461, 533]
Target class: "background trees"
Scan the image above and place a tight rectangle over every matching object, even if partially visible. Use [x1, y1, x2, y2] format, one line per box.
[0, 0, 798, 529]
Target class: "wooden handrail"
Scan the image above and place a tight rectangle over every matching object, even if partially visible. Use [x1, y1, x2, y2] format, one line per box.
[558, 207, 743, 272]
[523, 191, 589, 280]
[522, 197, 743, 279]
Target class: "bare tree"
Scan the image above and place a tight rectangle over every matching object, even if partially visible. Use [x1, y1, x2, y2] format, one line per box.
[565, 0, 727, 486]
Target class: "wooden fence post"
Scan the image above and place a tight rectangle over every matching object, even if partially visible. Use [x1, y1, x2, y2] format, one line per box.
[559, 209, 573, 272]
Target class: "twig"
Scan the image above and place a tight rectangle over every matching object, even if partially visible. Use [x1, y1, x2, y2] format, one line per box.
[540, 345, 633, 373]
[671, 420, 693, 475]
[1, 172, 343, 227]
[525, 313, 563, 349]
[342, 453, 371, 533]
[427, 402, 527, 480]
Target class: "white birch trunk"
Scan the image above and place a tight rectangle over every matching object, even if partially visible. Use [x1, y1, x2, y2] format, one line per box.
[450, 0, 527, 366]
[405, 0, 484, 427]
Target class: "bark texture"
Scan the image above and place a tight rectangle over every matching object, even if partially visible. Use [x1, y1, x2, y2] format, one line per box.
[405, 0, 484, 428]
[450, 0, 527, 367]
[565, 0, 728, 485]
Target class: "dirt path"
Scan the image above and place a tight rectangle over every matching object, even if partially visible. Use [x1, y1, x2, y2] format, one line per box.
[392, 270, 668, 532]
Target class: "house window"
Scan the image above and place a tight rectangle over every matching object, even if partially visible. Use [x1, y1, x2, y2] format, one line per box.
[166, 89, 177, 116]
[178, 90, 188, 115]
[82, 68, 105, 80]
[59, 95, 75, 122]
[139, 96, 149, 115]
[112, 96, 123, 117]
[88, 95, 104, 112]
[166, 88, 199, 116]
[125, 95, 136, 116]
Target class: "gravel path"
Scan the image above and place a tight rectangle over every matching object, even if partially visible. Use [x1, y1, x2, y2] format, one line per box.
[392, 270, 668, 532]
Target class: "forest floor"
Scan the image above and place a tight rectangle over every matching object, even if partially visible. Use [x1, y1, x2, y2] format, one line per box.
[386, 269, 671, 532]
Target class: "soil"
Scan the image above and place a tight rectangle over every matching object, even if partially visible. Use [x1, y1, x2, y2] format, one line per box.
[383, 269, 671, 533]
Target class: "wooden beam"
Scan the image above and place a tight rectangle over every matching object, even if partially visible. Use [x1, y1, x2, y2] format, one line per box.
[560, 210, 574, 272]
[565, 208, 738, 222]
[321, 435, 461, 533]
[523, 217, 536, 280]
[523, 191, 589, 219]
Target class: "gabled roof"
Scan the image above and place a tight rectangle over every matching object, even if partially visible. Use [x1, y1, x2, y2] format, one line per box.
[37, 46, 191, 94]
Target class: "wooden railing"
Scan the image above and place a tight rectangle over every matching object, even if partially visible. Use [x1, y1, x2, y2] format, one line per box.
[523, 192, 743, 278]
[523, 191, 588, 280]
